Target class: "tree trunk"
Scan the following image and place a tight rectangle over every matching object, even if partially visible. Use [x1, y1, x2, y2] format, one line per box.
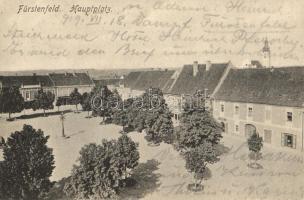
[62, 120, 65, 137]
[255, 152, 257, 165]
[198, 178, 203, 187]
[151, 131, 154, 142]
[87, 110, 90, 117]
[8, 112, 11, 119]
[76, 104, 78, 112]
[43, 109, 46, 117]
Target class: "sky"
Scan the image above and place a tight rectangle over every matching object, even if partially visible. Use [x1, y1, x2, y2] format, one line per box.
[0, 0, 304, 71]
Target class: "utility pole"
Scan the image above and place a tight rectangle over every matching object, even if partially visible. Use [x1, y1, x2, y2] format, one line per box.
[60, 112, 65, 138]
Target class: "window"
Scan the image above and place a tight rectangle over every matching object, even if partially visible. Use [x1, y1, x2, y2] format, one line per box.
[282, 133, 296, 149]
[264, 130, 272, 143]
[287, 112, 293, 122]
[221, 104, 224, 112]
[25, 91, 30, 100]
[220, 122, 225, 133]
[235, 125, 239, 132]
[248, 107, 253, 117]
[235, 106, 239, 115]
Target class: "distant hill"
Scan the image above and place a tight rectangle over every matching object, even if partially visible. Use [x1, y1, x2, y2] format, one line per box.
[0, 68, 177, 79]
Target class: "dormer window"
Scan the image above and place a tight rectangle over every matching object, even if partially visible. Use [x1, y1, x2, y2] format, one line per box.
[248, 107, 253, 117]
[235, 106, 239, 115]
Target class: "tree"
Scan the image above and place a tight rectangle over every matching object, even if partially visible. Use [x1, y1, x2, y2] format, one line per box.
[177, 109, 222, 150]
[55, 96, 72, 111]
[118, 98, 143, 132]
[137, 87, 174, 145]
[64, 135, 139, 199]
[0, 86, 24, 119]
[116, 134, 140, 183]
[0, 125, 55, 200]
[144, 110, 162, 145]
[112, 109, 128, 132]
[150, 106, 174, 144]
[70, 88, 82, 112]
[81, 92, 93, 117]
[132, 110, 146, 132]
[91, 85, 116, 122]
[0, 136, 4, 148]
[55, 98, 62, 111]
[247, 132, 263, 168]
[184, 142, 219, 191]
[63, 142, 117, 199]
[35, 89, 55, 116]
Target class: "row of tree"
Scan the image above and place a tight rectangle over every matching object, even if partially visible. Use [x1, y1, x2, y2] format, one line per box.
[0, 86, 91, 119]
[110, 88, 174, 145]
[0, 87, 55, 119]
[93, 86, 225, 190]
[81, 86, 225, 190]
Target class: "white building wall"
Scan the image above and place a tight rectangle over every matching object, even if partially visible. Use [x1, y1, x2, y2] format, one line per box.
[213, 100, 304, 151]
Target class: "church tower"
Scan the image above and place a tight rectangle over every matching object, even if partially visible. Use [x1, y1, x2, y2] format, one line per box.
[262, 38, 271, 68]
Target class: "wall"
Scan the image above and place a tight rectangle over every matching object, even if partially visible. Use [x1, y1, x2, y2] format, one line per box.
[213, 100, 304, 151]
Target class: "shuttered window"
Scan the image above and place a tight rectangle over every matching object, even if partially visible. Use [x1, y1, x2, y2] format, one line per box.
[264, 130, 272, 144]
[281, 133, 296, 149]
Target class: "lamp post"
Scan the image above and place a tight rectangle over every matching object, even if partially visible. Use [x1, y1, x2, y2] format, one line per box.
[60, 112, 65, 138]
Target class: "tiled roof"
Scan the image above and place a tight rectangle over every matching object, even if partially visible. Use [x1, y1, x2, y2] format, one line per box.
[48, 73, 94, 86]
[214, 67, 304, 107]
[124, 72, 142, 89]
[124, 70, 175, 91]
[0, 75, 53, 88]
[93, 78, 120, 86]
[169, 63, 229, 95]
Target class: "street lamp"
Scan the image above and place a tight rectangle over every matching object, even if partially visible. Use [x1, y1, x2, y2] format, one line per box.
[60, 112, 66, 138]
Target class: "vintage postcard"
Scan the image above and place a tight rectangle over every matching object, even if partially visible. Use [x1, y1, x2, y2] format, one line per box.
[0, 0, 304, 199]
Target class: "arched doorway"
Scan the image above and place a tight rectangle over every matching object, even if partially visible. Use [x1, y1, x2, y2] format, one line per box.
[245, 124, 256, 138]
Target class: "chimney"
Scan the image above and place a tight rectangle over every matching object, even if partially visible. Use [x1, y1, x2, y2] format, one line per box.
[193, 61, 198, 77]
[33, 73, 36, 76]
[206, 60, 211, 71]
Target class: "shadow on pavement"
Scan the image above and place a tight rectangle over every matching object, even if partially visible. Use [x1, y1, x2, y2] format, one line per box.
[119, 159, 161, 199]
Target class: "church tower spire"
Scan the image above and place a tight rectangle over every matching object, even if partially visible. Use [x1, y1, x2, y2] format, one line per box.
[262, 38, 271, 68]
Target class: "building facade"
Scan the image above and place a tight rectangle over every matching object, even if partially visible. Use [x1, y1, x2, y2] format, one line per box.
[213, 100, 304, 150]
[48, 72, 95, 98]
[0, 74, 55, 102]
[0, 72, 95, 102]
